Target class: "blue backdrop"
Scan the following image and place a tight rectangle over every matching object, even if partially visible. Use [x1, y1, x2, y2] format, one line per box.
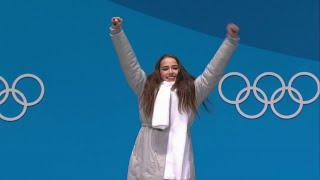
[0, 0, 319, 179]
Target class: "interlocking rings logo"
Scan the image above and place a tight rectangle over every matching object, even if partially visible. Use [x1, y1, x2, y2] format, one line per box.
[0, 74, 45, 122]
[218, 72, 319, 119]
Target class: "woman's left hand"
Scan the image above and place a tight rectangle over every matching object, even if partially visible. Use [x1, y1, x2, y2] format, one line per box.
[226, 23, 239, 38]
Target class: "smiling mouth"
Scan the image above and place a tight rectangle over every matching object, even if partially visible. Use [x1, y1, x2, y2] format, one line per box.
[166, 76, 176, 81]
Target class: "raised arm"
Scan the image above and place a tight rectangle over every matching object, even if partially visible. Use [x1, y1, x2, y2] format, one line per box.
[194, 23, 239, 105]
[109, 17, 146, 96]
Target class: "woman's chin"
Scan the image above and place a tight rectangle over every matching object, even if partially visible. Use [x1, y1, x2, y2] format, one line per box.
[165, 78, 176, 82]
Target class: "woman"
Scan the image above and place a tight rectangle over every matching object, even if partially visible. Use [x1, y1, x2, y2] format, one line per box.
[110, 17, 239, 180]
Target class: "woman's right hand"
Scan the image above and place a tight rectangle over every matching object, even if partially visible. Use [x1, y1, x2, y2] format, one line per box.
[111, 17, 123, 29]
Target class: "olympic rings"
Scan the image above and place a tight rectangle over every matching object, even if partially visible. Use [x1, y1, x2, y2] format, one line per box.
[218, 72, 319, 119]
[0, 74, 45, 122]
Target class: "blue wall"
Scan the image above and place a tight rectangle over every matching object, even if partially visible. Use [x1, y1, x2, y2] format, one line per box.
[0, 0, 319, 179]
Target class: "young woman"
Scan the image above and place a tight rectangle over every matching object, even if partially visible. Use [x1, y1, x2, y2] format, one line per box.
[110, 17, 239, 180]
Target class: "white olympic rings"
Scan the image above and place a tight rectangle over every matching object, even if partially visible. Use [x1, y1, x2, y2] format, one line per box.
[0, 74, 45, 122]
[218, 72, 319, 119]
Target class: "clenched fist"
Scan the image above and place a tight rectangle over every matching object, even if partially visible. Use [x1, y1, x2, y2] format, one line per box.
[111, 17, 123, 29]
[226, 23, 239, 38]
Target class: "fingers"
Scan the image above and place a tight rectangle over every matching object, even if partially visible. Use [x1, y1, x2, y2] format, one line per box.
[111, 17, 123, 27]
[227, 23, 239, 38]
[227, 23, 239, 33]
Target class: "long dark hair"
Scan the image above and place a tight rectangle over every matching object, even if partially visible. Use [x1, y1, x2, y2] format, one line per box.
[140, 54, 197, 118]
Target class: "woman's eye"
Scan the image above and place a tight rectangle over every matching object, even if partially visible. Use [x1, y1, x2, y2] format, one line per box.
[161, 68, 169, 71]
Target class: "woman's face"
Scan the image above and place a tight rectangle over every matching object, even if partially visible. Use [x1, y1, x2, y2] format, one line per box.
[159, 57, 180, 82]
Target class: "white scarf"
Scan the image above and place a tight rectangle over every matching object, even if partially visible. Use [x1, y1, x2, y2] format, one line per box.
[151, 81, 173, 129]
[152, 81, 190, 179]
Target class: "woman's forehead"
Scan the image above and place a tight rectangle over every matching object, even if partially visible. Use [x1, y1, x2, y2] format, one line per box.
[160, 57, 178, 66]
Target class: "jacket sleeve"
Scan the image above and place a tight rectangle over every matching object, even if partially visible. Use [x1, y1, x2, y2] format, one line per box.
[109, 27, 146, 96]
[194, 37, 238, 105]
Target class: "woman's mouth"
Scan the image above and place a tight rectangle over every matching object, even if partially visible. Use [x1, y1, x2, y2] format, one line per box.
[166, 76, 176, 81]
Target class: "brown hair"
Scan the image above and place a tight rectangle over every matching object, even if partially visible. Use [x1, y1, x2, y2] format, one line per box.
[140, 54, 197, 118]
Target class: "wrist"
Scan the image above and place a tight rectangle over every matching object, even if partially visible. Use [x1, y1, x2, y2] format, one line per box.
[109, 26, 122, 34]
